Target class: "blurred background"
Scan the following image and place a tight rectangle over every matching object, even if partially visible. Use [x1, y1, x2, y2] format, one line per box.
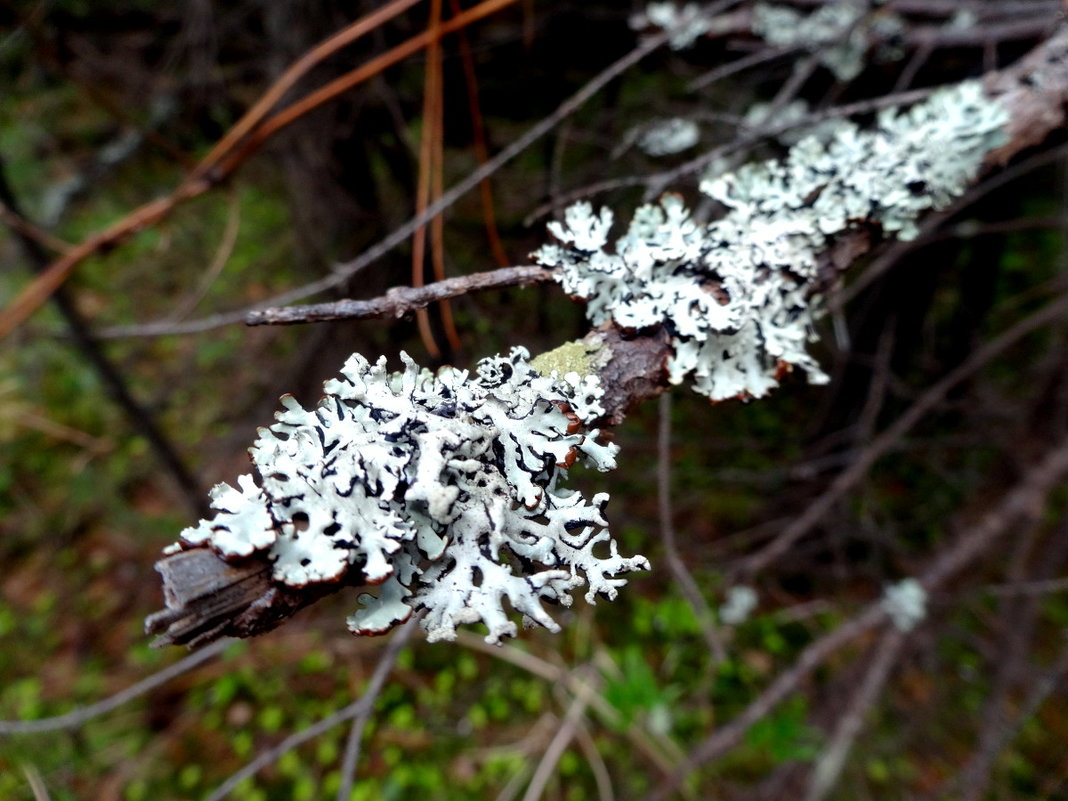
[1, 1, 1066, 799]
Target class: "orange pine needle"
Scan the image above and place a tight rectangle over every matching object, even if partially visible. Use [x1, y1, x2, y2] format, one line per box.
[413, 0, 445, 359]
[0, 0, 521, 339]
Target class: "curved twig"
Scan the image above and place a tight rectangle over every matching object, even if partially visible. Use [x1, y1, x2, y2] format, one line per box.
[0, 639, 232, 735]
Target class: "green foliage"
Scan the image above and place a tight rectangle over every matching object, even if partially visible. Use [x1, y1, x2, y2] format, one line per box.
[742, 695, 821, 764]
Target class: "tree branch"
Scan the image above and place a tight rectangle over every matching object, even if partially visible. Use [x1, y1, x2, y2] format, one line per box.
[244, 265, 554, 325]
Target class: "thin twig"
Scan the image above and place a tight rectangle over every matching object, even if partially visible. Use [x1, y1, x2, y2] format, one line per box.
[203, 617, 419, 801]
[0, 639, 232, 735]
[688, 44, 799, 92]
[519, 670, 597, 801]
[334, 617, 423, 801]
[95, 31, 671, 339]
[21, 764, 50, 801]
[738, 290, 1068, 579]
[169, 187, 242, 322]
[642, 428, 1068, 801]
[454, 631, 686, 787]
[574, 720, 615, 801]
[0, 0, 515, 339]
[657, 392, 727, 664]
[804, 627, 909, 801]
[0, 158, 207, 516]
[245, 265, 553, 325]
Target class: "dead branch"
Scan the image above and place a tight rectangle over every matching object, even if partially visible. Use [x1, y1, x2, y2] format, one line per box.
[244, 265, 553, 325]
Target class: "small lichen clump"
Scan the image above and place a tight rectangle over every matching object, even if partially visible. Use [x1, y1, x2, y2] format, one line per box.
[167, 348, 647, 644]
[534, 82, 1008, 401]
[751, 2, 868, 81]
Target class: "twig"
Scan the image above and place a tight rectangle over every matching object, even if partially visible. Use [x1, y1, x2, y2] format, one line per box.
[0, 157, 207, 516]
[688, 45, 800, 92]
[945, 635, 1068, 801]
[96, 30, 672, 339]
[738, 290, 1068, 579]
[0, 0, 515, 339]
[168, 188, 242, 322]
[641, 428, 1068, 801]
[657, 392, 727, 664]
[453, 631, 686, 787]
[574, 720, 615, 801]
[334, 614, 424, 801]
[0, 202, 71, 254]
[983, 576, 1068, 597]
[0, 639, 232, 735]
[520, 670, 597, 801]
[21, 764, 50, 801]
[804, 627, 909, 801]
[202, 616, 419, 801]
[245, 265, 554, 325]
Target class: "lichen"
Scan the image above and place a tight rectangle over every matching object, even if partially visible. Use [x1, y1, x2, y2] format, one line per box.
[752, 2, 867, 81]
[530, 340, 601, 383]
[637, 117, 701, 156]
[168, 348, 647, 645]
[533, 82, 1008, 401]
[881, 578, 926, 632]
[718, 585, 758, 626]
[631, 3, 717, 50]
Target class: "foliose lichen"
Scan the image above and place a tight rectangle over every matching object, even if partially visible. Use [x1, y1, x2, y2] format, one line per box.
[752, 2, 868, 81]
[167, 348, 648, 644]
[636, 2, 910, 80]
[631, 2, 718, 50]
[881, 578, 926, 632]
[637, 117, 702, 156]
[533, 82, 1008, 401]
[718, 585, 759, 626]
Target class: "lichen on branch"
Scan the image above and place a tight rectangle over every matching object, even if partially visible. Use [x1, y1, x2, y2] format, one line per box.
[157, 348, 647, 645]
[534, 81, 1008, 402]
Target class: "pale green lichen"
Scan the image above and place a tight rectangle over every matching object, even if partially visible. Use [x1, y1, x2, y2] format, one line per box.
[168, 347, 647, 645]
[753, 2, 868, 81]
[534, 81, 1009, 401]
[531, 340, 600, 380]
[881, 578, 927, 632]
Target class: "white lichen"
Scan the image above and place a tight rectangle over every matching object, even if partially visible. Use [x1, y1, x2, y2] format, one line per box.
[637, 117, 701, 156]
[631, 3, 717, 50]
[534, 82, 1007, 401]
[719, 585, 758, 625]
[881, 578, 926, 632]
[743, 99, 847, 146]
[753, 2, 868, 82]
[169, 348, 648, 645]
